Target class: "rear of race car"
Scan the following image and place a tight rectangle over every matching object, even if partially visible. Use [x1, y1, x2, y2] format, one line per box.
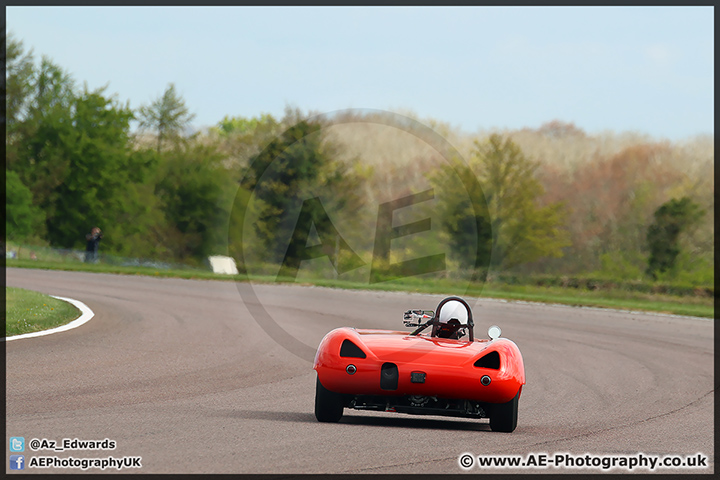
[313, 327, 525, 431]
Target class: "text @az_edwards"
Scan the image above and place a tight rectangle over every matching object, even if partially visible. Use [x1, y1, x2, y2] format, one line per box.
[29, 437, 116, 452]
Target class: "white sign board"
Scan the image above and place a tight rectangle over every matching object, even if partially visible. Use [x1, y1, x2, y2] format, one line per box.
[208, 255, 239, 275]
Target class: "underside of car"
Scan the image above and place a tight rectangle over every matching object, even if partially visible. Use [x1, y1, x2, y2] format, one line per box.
[316, 375, 520, 432]
[348, 393, 490, 418]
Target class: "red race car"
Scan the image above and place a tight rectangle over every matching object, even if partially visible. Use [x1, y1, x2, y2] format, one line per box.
[313, 296, 525, 432]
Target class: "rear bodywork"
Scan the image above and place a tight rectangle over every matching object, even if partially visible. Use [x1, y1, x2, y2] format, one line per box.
[313, 327, 525, 418]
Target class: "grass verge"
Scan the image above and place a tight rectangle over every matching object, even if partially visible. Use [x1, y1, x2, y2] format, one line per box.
[7, 259, 713, 318]
[6, 287, 81, 337]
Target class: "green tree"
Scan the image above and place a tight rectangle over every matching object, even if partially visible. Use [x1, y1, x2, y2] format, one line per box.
[10, 69, 154, 252]
[46, 88, 146, 250]
[215, 113, 278, 137]
[239, 115, 363, 268]
[6, 169, 45, 241]
[4, 33, 35, 135]
[472, 134, 570, 269]
[8, 58, 77, 213]
[137, 83, 195, 153]
[430, 159, 493, 274]
[6, 55, 76, 176]
[212, 113, 282, 166]
[154, 141, 235, 261]
[645, 197, 704, 280]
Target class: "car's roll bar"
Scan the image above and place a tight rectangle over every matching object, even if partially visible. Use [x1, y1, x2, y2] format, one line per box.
[403, 296, 474, 342]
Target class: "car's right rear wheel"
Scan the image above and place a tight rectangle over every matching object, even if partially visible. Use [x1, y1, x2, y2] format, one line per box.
[489, 391, 519, 432]
[314, 376, 344, 422]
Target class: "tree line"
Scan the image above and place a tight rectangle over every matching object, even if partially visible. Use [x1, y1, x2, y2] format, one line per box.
[5, 34, 713, 284]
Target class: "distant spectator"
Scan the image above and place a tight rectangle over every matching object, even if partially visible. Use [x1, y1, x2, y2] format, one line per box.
[84, 227, 103, 263]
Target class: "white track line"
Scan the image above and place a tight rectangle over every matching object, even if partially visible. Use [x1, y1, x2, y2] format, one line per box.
[4, 296, 95, 342]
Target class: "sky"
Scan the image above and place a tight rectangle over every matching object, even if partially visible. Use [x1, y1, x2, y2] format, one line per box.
[6, 6, 714, 140]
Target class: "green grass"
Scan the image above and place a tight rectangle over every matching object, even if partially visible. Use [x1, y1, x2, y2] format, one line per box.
[7, 258, 713, 318]
[5, 287, 81, 337]
[285, 275, 714, 318]
[475, 285, 713, 318]
[6, 258, 219, 279]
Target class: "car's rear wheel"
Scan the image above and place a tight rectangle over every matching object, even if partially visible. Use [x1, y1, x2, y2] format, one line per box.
[489, 391, 519, 432]
[314, 376, 344, 422]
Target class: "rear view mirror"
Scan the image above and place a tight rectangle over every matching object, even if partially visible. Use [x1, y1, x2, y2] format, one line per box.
[403, 310, 434, 327]
[488, 325, 501, 340]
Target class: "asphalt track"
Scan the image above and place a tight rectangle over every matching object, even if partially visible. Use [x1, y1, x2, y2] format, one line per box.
[5, 267, 714, 474]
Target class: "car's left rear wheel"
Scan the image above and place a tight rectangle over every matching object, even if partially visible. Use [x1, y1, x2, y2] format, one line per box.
[314, 376, 344, 422]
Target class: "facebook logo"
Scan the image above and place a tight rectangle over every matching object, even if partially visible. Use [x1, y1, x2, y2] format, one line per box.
[10, 437, 25, 452]
[9, 455, 25, 470]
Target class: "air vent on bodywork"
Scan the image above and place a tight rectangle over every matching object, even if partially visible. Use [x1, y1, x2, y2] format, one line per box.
[380, 363, 399, 390]
[340, 339, 367, 358]
[474, 350, 500, 369]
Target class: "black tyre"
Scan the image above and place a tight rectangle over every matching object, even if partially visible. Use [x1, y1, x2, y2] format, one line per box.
[314, 376, 344, 422]
[489, 391, 519, 432]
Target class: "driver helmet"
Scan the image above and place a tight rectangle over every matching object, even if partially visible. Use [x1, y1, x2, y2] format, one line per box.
[435, 299, 468, 339]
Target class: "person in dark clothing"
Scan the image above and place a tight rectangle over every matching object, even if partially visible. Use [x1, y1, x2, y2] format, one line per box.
[85, 227, 103, 263]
